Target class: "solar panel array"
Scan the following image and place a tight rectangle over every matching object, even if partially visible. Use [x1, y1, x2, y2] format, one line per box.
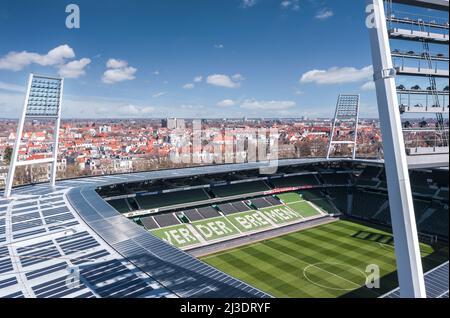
[382, 261, 449, 298]
[0, 190, 173, 298]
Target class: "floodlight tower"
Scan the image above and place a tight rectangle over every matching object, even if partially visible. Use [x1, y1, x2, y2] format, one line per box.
[4, 74, 64, 198]
[366, 0, 449, 297]
[326, 94, 360, 160]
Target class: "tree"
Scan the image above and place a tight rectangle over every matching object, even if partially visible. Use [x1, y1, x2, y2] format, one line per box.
[3, 146, 12, 166]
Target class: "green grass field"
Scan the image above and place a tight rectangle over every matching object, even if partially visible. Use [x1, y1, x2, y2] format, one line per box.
[201, 220, 449, 298]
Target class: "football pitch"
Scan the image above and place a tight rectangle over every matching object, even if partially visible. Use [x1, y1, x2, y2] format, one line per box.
[200, 220, 449, 298]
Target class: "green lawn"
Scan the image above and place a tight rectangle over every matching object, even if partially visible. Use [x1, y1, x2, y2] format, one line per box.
[201, 220, 449, 298]
[276, 192, 303, 204]
[287, 201, 321, 218]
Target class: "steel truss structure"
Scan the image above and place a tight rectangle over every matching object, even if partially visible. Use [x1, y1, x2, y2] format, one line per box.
[327, 94, 360, 160]
[367, 0, 449, 298]
[4, 74, 64, 198]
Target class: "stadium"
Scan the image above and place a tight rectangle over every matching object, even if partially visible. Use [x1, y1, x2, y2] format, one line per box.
[0, 158, 448, 298]
[0, 0, 448, 300]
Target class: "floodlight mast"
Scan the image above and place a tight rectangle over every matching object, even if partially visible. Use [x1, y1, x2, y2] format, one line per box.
[366, 0, 426, 298]
[4, 74, 64, 198]
[326, 94, 360, 160]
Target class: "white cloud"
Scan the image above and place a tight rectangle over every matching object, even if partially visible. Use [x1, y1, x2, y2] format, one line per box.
[182, 83, 195, 89]
[152, 91, 167, 98]
[58, 58, 91, 78]
[206, 74, 243, 88]
[106, 58, 128, 69]
[141, 106, 155, 114]
[118, 104, 140, 115]
[153, 70, 160, 75]
[232, 73, 245, 81]
[217, 99, 236, 107]
[315, 9, 334, 20]
[0, 81, 25, 93]
[213, 44, 224, 49]
[300, 65, 373, 85]
[240, 99, 296, 110]
[281, 0, 300, 10]
[194, 76, 203, 82]
[0, 44, 75, 71]
[117, 104, 155, 116]
[361, 81, 376, 91]
[102, 59, 137, 84]
[241, 0, 258, 8]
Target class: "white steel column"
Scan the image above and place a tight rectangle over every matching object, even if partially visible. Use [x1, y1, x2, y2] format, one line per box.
[50, 78, 64, 187]
[4, 74, 33, 198]
[326, 95, 341, 160]
[366, 0, 426, 298]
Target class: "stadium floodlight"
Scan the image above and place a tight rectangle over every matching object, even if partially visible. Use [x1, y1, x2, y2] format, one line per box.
[326, 94, 360, 160]
[3, 74, 64, 198]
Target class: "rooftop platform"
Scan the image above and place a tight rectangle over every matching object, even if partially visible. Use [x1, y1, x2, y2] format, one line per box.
[390, 0, 449, 11]
[395, 66, 449, 77]
[389, 28, 449, 43]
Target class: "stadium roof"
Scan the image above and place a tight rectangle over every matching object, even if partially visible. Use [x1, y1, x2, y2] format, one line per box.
[382, 261, 449, 298]
[0, 158, 448, 298]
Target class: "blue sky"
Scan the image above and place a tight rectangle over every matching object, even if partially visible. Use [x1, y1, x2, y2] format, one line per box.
[0, 0, 381, 119]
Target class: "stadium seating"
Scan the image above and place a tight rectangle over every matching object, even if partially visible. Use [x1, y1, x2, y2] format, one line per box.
[326, 188, 350, 214]
[320, 173, 352, 185]
[300, 190, 339, 214]
[107, 199, 130, 213]
[197, 206, 221, 218]
[356, 166, 382, 187]
[250, 197, 278, 209]
[211, 181, 271, 197]
[135, 189, 210, 210]
[351, 190, 388, 220]
[270, 174, 320, 188]
[153, 213, 180, 227]
[140, 216, 159, 230]
[183, 209, 203, 221]
[410, 171, 439, 196]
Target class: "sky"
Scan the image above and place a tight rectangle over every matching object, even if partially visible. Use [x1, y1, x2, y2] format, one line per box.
[0, 0, 382, 119]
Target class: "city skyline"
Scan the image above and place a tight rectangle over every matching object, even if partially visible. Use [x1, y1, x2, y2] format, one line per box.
[0, 0, 380, 119]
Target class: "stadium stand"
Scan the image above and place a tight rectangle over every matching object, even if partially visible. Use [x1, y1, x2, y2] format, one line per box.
[217, 201, 253, 215]
[420, 204, 449, 238]
[197, 206, 221, 218]
[270, 174, 319, 188]
[250, 196, 279, 209]
[217, 203, 240, 215]
[320, 173, 352, 185]
[183, 209, 205, 222]
[410, 171, 439, 195]
[212, 181, 271, 197]
[154, 213, 180, 227]
[300, 190, 339, 214]
[356, 166, 382, 187]
[327, 188, 350, 214]
[107, 198, 130, 213]
[140, 216, 159, 230]
[135, 189, 210, 210]
[351, 189, 388, 221]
